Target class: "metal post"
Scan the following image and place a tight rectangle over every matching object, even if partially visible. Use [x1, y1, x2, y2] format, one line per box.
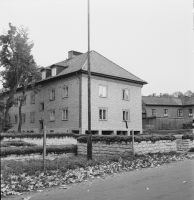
[192, 116, 194, 134]
[43, 125, 47, 172]
[132, 130, 135, 156]
[87, 0, 92, 160]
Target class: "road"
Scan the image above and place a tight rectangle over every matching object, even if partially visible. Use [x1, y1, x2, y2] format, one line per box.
[5, 159, 194, 200]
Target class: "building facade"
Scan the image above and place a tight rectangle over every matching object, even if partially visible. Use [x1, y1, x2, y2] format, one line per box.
[142, 96, 194, 130]
[5, 50, 147, 135]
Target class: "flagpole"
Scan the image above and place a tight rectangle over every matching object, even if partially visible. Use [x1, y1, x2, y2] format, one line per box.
[87, 0, 92, 160]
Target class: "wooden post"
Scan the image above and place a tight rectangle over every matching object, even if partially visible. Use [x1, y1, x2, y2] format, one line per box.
[132, 130, 135, 156]
[192, 116, 194, 134]
[43, 125, 47, 172]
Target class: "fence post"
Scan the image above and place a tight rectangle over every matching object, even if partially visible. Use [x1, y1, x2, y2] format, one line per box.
[132, 130, 135, 156]
[43, 125, 47, 172]
[192, 116, 194, 134]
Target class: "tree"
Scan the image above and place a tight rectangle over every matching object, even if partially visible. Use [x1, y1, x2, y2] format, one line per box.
[171, 91, 184, 98]
[184, 90, 194, 97]
[0, 23, 40, 132]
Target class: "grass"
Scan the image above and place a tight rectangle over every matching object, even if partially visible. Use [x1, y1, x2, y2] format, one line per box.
[1, 151, 180, 178]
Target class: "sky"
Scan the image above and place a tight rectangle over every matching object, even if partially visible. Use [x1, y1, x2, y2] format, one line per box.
[0, 0, 193, 96]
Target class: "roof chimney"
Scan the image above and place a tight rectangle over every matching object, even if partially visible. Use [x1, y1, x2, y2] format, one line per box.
[68, 50, 82, 59]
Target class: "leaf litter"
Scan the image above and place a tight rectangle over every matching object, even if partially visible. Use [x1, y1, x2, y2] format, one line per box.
[1, 153, 194, 197]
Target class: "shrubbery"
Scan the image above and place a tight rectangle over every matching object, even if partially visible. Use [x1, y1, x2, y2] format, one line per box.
[0, 144, 77, 157]
[77, 135, 176, 144]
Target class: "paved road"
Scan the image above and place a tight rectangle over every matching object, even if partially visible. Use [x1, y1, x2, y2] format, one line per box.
[6, 159, 194, 200]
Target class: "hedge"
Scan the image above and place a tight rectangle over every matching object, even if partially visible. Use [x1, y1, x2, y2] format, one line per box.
[0, 133, 82, 141]
[182, 134, 194, 140]
[77, 135, 176, 144]
[0, 144, 77, 157]
[1, 140, 37, 147]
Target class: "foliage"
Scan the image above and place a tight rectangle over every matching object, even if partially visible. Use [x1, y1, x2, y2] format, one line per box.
[1, 140, 37, 147]
[182, 134, 194, 140]
[1, 152, 194, 197]
[0, 23, 41, 132]
[0, 132, 81, 141]
[0, 144, 77, 157]
[77, 135, 176, 144]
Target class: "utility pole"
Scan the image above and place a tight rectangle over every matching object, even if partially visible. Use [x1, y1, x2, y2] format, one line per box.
[87, 0, 92, 160]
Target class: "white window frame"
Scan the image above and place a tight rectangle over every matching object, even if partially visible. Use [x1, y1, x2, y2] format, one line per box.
[52, 67, 56, 76]
[22, 113, 26, 124]
[49, 89, 55, 101]
[62, 86, 68, 98]
[177, 109, 183, 117]
[152, 109, 156, 116]
[30, 94, 35, 104]
[123, 110, 130, 121]
[39, 102, 44, 111]
[99, 108, 107, 120]
[188, 109, 193, 117]
[99, 85, 107, 98]
[30, 112, 35, 123]
[164, 109, 168, 117]
[50, 110, 55, 121]
[62, 108, 68, 121]
[122, 89, 130, 101]
[42, 71, 46, 79]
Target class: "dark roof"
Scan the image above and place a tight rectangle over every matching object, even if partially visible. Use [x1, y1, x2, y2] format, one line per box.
[181, 97, 194, 106]
[40, 51, 147, 85]
[142, 96, 194, 106]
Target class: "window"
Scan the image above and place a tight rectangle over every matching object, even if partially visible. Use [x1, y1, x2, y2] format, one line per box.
[52, 67, 56, 76]
[39, 102, 44, 111]
[62, 86, 68, 98]
[99, 108, 107, 120]
[49, 89, 55, 101]
[14, 98, 18, 107]
[99, 85, 107, 98]
[42, 71, 46, 79]
[21, 96, 26, 106]
[50, 110, 55, 121]
[122, 89, 130, 100]
[123, 110, 130, 121]
[22, 114, 26, 124]
[164, 109, 168, 117]
[152, 109, 156, 116]
[14, 115, 18, 124]
[188, 109, 193, 117]
[30, 94, 35, 104]
[177, 109, 183, 117]
[62, 109, 68, 120]
[30, 112, 35, 123]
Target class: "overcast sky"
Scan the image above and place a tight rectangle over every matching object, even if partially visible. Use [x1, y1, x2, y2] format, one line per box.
[0, 0, 193, 96]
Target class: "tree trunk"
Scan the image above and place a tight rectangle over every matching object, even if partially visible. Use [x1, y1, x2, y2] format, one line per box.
[18, 100, 22, 133]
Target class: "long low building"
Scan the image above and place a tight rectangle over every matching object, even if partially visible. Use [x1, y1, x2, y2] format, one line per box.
[3, 50, 147, 135]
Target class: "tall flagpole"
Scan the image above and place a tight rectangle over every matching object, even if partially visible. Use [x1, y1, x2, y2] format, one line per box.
[87, 0, 92, 160]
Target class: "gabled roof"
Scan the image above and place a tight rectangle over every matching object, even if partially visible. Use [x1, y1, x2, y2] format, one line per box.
[40, 51, 147, 85]
[142, 96, 194, 106]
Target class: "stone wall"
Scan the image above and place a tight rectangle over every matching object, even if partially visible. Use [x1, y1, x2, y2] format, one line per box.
[2, 136, 77, 146]
[77, 139, 177, 156]
[176, 139, 194, 151]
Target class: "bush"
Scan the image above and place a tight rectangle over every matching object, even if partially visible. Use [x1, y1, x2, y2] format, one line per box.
[1, 140, 37, 147]
[77, 135, 176, 144]
[0, 144, 77, 157]
[182, 134, 194, 140]
[0, 132, 81, 141]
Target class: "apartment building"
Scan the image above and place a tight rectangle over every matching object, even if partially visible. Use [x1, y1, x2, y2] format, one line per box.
[7, 50, 147, 135]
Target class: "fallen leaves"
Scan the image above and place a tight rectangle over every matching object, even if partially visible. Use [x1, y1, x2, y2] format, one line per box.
[1, 153, 194, 197]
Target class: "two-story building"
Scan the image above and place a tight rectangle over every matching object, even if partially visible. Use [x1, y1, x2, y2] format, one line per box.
[6, 50, 147, 135]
